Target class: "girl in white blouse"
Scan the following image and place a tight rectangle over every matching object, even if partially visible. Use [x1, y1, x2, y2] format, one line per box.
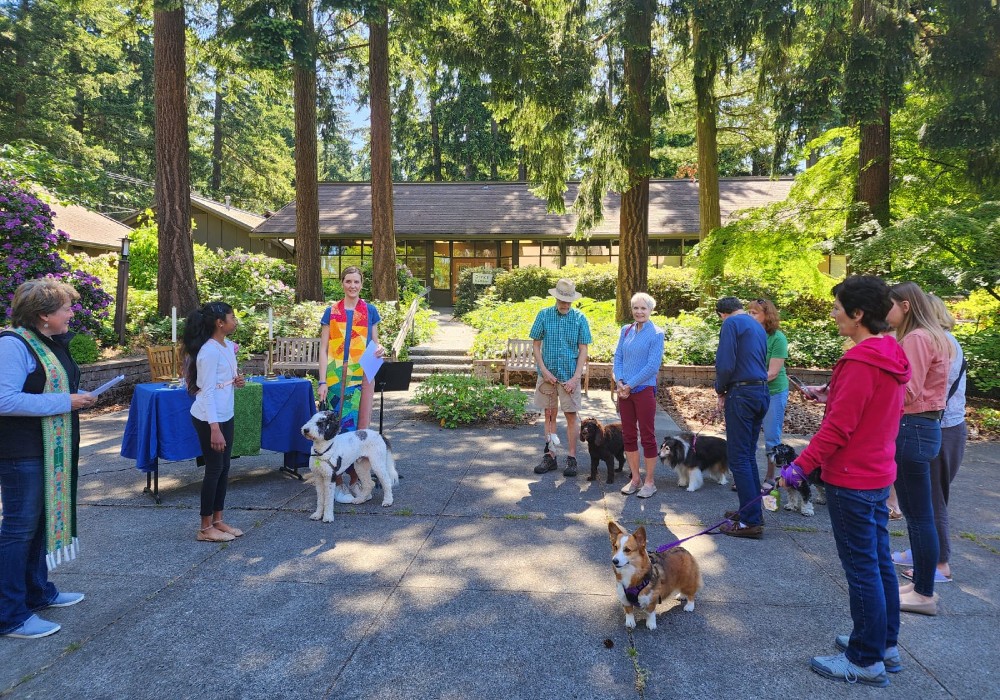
[183, 302, 245, 543]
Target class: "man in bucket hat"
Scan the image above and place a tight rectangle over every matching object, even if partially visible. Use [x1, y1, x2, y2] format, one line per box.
[529, 278, 592, 477]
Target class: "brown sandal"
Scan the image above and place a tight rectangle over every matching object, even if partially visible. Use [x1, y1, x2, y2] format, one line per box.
[197, 526, 235, 543]
[213, 521, 243, 537]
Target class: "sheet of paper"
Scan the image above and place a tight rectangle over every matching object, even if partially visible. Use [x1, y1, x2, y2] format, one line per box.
[88, 374, 125, 397]
[358, 340, 384, 383]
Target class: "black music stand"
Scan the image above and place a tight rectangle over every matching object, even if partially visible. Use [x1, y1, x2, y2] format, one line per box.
[373, 361, 413, 434]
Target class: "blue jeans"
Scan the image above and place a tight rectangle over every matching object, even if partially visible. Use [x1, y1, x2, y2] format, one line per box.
[826, 484, 899, 667]
[724, 384, 770, 526]
[761, 389, 788, 452]
[0, 457, 59, 634]
[895, 416, 942, 596]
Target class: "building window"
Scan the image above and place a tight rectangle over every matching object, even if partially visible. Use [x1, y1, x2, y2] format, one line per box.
[320, 239, 371, 279]
[650, 239, 682, 268]
[681, 238, 700, 266]
[395, 242, 428, 287]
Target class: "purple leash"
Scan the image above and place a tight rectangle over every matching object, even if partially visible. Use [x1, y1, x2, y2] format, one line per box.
[654, 490, 768, 553]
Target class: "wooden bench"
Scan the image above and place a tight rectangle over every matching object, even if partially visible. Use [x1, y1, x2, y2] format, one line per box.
[503, 338, 589, 396]
[271, 337, 321, 375]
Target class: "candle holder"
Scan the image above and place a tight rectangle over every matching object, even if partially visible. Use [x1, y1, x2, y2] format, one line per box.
[167, 345, 183, 387]
[265, 338, 279, 380]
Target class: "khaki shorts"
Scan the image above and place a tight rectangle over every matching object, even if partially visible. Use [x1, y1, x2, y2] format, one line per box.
[533, 376, 582, 413]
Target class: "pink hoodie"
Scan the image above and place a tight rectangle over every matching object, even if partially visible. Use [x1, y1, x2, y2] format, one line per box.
[796, 335, 911, 491]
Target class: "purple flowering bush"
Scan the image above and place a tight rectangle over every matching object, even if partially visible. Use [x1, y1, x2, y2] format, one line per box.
[1, 180, 113, 338]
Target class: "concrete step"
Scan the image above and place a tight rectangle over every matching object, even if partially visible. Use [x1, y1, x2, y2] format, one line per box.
[411, 367, 473, 381]
[409, 355, 472, 365]
[408, 347, 470, 357]
[409, 362, 474, 375]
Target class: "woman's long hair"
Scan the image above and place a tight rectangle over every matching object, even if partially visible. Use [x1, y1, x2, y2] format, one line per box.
[889, 282, 953, 358]
[183, 302, 233, 394]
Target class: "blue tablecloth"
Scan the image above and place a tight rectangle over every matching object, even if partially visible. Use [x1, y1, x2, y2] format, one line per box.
[121, 377, 316, 472]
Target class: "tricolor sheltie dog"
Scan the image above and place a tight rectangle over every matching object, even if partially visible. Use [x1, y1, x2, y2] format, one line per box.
[608, 521, 702, 630]
[770, 443, 825, 517]
[658, 432, 731, 492]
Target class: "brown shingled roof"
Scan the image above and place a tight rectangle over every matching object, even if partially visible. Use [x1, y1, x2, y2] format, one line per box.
[48, 199, 133, 250]
[252, 178, 794, 238]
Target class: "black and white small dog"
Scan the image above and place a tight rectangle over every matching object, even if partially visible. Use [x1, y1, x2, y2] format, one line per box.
[770, 443, 825, 517]
[301, 411, 399, 523]
[579, 418, 626, 483]
[658, 433, 730, 492]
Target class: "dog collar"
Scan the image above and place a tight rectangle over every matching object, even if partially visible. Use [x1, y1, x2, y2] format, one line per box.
[624, 574, 651, 605]
[311, 442, 337, 457]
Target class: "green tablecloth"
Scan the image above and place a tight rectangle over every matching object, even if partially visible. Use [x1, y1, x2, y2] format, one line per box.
[231, 382, 263, 457]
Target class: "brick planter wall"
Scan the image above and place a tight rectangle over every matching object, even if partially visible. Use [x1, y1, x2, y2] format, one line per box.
[80, 353, 266, 406]
[473, 359, 833, 391]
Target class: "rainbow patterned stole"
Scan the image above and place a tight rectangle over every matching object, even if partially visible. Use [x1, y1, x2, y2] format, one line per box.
[9, 327, 78, 570]
[325, 299, 369, 433]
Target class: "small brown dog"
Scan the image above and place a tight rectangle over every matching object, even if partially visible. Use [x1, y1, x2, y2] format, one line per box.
[608, 521, 702, 630]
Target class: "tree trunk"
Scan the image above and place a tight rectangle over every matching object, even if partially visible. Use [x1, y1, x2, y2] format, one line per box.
[616, 0, 654, 324]
[291, 0, 323, 302]
[430, 71, 442, 181]
[490, 118, 499, 180]
[692, 17, 721, 240]
[210, 0, 224, 195]
[153, 2, 198, 316]
[518, 147, 527, 181]
[853, 104, 891, 228]
[13, 0, 29, 132]
[368, 2, 398, 302]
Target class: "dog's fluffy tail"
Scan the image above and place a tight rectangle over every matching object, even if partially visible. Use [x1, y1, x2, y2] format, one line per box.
[385, 444, 400, 486]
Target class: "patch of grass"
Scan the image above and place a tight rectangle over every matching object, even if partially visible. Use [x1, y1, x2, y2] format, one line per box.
[503, 514, 532, 520]
[65, 641, 82, 653]
[960, 531, 1000, 555]
[395, 508, 415, 516]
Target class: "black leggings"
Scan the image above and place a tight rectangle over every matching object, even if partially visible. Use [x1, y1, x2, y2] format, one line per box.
[191, 417, 234, 517]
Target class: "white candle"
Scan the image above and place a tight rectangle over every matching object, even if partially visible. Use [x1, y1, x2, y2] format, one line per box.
[171, 306, 177, 343]
[268, 307, 274, 341]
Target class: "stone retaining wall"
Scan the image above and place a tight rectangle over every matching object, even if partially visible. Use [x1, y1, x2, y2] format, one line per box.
[473, 359, 833, 391]
[80, 353, 266, 406]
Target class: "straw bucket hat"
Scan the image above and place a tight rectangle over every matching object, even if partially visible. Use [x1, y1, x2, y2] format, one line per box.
[549, 278, 582, 302]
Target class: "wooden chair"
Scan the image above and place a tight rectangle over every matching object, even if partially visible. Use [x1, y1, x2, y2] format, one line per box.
[271, 337, 322, 375]
[146, 344, 181, 381]
[502, 338, 589, 396]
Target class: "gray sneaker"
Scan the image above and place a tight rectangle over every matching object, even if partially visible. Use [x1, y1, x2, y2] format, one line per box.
[533, 452, 557, 474]
[835, 635, 902, 673]
[810, 652, 889, 687]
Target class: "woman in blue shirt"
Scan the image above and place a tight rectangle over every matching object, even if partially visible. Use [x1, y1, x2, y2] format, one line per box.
[614, 292, 666, 498]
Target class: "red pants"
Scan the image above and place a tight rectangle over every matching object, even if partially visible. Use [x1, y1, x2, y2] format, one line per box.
[618, 386, 657, 458]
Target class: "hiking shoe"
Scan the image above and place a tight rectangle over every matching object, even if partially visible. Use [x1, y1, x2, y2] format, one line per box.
[1, 615, 61, 639]
[719, 519, 763, 539]
[835, 635, 902, 673]
[562, 456, 578, 477]
[810, 652, 889, 687]
[41, 592, 85, 609]
[534, 452, 558, 474]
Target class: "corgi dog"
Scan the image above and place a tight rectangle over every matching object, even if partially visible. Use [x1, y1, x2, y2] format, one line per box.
[608, 521, 702, 630]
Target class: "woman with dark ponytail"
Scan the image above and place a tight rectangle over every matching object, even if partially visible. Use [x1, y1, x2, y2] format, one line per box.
[183, 302, 245, 543]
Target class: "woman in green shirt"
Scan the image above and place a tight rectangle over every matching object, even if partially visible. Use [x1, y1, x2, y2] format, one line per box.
[748, 298, 789, 491]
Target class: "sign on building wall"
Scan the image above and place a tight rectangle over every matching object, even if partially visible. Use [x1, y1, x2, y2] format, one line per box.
[472, 272, 494, 285]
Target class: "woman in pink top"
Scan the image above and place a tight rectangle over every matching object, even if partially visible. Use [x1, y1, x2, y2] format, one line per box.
[886, 282, 952, 616]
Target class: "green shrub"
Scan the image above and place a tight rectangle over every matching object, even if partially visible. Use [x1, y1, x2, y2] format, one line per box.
[198, 248, 297, 312]
[454, 265, 505, 316]
[562, 264, 618, 301]
[68, 333, 100, 364]
[490, 266, 555, 303]
[960, 327, 1000, 395]
[124, 215, 159, 291]
[662, 311, 720, 365]
[646, 266, 701, 316]
[782, 318, 845, 368]
[413, 373, 530, 427]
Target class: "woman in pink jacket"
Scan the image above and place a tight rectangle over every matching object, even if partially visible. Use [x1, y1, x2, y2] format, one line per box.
[783, 276, 910, 687]
[886, 282, 952, 616]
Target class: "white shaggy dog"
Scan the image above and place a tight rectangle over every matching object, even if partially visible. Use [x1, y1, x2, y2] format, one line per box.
[301, 411, 399, 523]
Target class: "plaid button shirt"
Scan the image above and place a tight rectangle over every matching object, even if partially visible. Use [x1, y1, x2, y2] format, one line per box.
[529, 306, 592, 382]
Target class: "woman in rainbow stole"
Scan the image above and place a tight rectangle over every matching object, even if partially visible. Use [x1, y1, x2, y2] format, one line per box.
[317, 266, 385, 502]
[1, 280, 96, 639]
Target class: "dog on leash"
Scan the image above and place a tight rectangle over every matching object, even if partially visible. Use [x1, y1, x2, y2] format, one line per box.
[658, 432, 731, 492]
[770, 443, 825, 516]
[579, 418, 626, 483]
[608, 521, 702, 630]
[301, 411, 399, 523]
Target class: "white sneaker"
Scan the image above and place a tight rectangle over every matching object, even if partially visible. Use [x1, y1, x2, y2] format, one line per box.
[334, 484, 355, 504]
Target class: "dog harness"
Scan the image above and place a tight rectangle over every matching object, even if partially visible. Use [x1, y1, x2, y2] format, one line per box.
[623, 574, 651, 605]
